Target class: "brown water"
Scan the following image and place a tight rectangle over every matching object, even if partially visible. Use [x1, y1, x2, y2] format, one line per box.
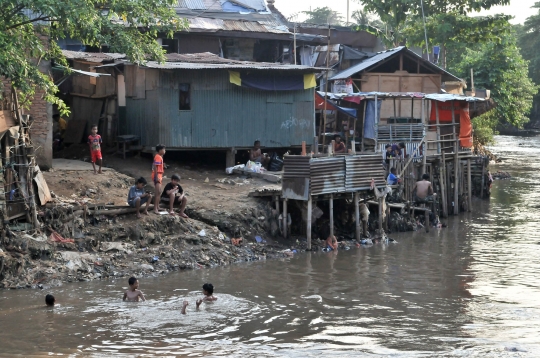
[1, 135, 539, 357]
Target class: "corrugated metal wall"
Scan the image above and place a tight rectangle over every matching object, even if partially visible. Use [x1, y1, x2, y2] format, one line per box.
[125, 69, 315, 148]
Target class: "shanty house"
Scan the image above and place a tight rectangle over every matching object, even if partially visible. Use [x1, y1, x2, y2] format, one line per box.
[114, 53, 319, 165]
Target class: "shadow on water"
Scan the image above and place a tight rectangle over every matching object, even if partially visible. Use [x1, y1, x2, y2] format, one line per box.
[0, 135, 539, 356]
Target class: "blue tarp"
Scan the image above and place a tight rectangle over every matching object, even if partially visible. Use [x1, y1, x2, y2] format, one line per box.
[364, 99, 382, 140]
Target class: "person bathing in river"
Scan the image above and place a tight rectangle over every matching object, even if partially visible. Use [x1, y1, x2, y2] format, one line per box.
[325, 235, 338, 251]
[412, 174, 437, 204]
[123, 277, 146, 302]
[181, 283, 217, 314]
[45, 294, 55, 307]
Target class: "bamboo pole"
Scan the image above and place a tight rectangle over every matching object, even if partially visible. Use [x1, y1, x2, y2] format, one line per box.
[453, 142, 459, 215]
[329, 194, 334, 237]
[283, 198, 288, 238]
[321, 25, 331, 147]
[435, 101, 441, 154]
[307, 196, 312, 250]
[354, 192, 360, 241]
[361, 101, 366, 152]
[440, 153, 448, 217]
[467, 162, 472, 210]
[378, 197, 383, 235]
[374, 95, 379, 151]
[480, 157, 486, 199]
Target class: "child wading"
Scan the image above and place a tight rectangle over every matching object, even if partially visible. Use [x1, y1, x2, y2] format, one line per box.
[152, 144, 166, 214]
[123, 277, 146, 302]
[88, 124, 103, 174]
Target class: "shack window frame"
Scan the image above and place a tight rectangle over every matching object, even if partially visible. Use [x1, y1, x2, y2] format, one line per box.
[179, 83, 191, 111]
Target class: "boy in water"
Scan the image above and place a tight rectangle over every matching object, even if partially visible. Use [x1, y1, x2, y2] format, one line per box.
[87, 124, 103, 174]
[152, 144, 166, 214]
[45, 294, 55, 307]
[325, 235, 338, 251]
[123, 277, 146, 302]
[196, 283, 217, 309]
[127, 177, 153, 218]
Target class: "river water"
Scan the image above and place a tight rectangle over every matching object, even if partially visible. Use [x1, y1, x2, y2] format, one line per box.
[1, 135, 539, 357]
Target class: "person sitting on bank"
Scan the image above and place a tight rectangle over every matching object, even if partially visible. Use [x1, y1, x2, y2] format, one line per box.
[413, 174, 437, 203]
[161, 174, 188, 218]
[127, 177, 153, 218]
[249, 140, 269, 167]
[334, 135, 346, 154]
[392, 142, 406, 160]
[387, 167, 399, 185]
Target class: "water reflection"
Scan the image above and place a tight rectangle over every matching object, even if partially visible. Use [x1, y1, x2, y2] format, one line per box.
[0, 136, 539, 356]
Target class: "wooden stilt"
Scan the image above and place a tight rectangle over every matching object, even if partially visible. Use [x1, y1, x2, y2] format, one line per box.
[378, 197, 383, 235]
[480, 157, 486, 199]
[361, 101, 366, 152]
[354, 192, 361, 241]
[282, 198, 288, 239]
[274, 196, 279, 212]
[453, 143, 459, 215]
[467, 159, 472, 211]
[307, 196, 312, 250]
[425, 209, 430, 233]
[440, 153, 448, 218]
[329, 194, 334, 237]
[313, 136, 319, 155]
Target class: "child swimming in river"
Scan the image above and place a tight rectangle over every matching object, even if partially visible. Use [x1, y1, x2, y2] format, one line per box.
[123, 277, 146, 302]
[196, 283, 217, 308]
[181, 283, 217, 314]
[45, 294, 55, 307]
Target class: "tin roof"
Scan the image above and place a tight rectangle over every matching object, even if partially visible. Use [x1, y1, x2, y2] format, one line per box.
[330, 46, 461, 82]
[61, 50, 126, 63]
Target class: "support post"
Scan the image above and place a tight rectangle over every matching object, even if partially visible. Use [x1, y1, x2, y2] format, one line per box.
[307, 195, 312, 250]
[453, 143, 459, 215]
[226, 147, 236, 168]
[354, 192, 360, 241]
[374, 95, 379, 151]
[435, 101, 441, 154]
[282, 198, 288, 239]
[467, 159, 472, 211]
[440, 153, 448, 218]
[301, 141, 306, 156]
[313, 136, 319, 155]
[480, 157, 486, 199]
[378, 197, 383, 235]
[425, 209, 430, 233]
[329, 194, 334, 237]
[274, 195, 279, 212]
[361, 101, 366, 152]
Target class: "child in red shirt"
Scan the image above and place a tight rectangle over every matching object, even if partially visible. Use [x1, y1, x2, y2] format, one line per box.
[88, 124, 102, 174]
[152, 144, 166, 214]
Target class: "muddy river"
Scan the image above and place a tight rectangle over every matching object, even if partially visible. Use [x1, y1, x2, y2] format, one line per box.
[0, 135, 539, 357]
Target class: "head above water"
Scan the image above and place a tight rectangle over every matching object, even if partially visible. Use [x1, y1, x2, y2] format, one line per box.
[128, 276, 139, 288]
[203, 283, 214, 296]
[156, 144, 166, 155]
[422, 174, 430, 180]
[45, 294, 55, 306]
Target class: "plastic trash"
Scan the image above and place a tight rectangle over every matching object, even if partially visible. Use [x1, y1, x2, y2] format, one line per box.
[152, 256, 159, 262]
[255, 236, 263, 243]
[198, 230, 206, 237]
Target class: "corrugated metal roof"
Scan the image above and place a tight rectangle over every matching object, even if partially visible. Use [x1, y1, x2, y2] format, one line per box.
[178, 0, 206, 9]
[140, 61, 319, 71]
[188, 17, 224, 31]
[229, 0, 267, 11]
[61, 50, 126, 63]
[330, 46, 461, 82]
[187, 17, 289, 34]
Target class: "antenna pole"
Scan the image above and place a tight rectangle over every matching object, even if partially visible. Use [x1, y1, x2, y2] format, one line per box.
[420, 0, 430, 61]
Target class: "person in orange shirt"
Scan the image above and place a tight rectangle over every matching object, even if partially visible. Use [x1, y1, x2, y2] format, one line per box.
[152, 144, 166, 214]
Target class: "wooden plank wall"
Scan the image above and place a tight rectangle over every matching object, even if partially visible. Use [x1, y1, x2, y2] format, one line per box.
[361, 72, 440, 122]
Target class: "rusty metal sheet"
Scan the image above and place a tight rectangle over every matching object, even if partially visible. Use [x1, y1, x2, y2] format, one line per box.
[283, 155, 310, 179]
[310, 157, 345, 195]
[345, 155, 385, 191]
[282, 178, 310, 201]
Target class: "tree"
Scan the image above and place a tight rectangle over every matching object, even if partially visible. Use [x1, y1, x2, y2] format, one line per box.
[517, 2, 540, 121]
[351, 9, 383, 29]
[454, 29, 538, 130]
[302, 7, 343, 26]
[0, 0, 185, 114]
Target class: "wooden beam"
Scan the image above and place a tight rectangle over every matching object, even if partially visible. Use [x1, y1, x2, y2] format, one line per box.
[329, 194, 334, 237]
[354, 192, 361, 241]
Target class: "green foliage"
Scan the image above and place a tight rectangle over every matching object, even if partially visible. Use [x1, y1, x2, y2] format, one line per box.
[0, 0, 186, 115]
[351, 9, 384, 29]
[454, 29, 538, 128]
[302, 7, 343, 26]
[472, 112, 498, 145]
